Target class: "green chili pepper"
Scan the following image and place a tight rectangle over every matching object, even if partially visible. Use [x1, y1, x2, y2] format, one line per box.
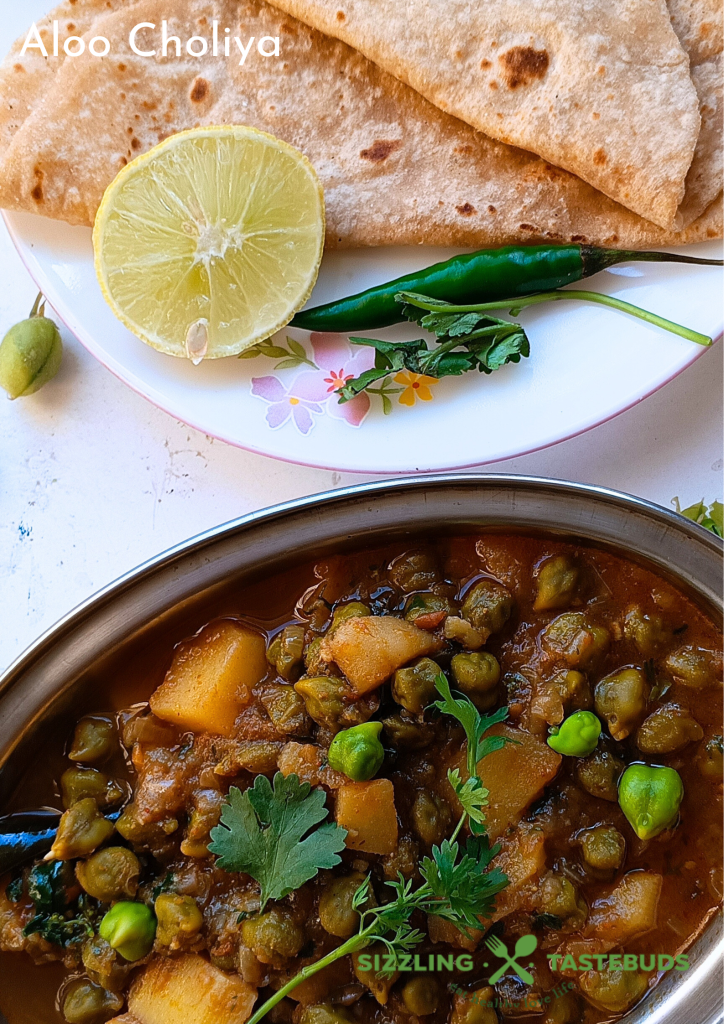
[547, 710, 602, 757]
[99, 901, 156, 961]
[618, 763, 684, 840]
[327, 722, 384, 781]
[291, 245, 723, 332]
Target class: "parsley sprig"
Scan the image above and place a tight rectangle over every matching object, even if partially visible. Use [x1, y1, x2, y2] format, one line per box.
[336, 287, 713, 407]
[238, 674, 513, 1024]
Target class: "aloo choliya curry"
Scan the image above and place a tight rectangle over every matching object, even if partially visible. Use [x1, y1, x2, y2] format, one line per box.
[0, 534, 722, 1024]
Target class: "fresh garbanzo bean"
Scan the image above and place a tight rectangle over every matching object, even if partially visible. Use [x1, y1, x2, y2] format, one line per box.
[392, 657, 440, 714]
[594, 668, 648, 741]
[636, 704, 703, 754]
[533, 555, 579, 612]
[76, 847, 140, 902]
[580, 825, 626, 872]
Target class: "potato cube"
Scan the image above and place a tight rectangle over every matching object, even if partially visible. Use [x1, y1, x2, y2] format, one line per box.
[150, 620, 267, 737]
[586, 871, 663, 944]
[128, 954, 256, 1024]
[335, 779, 398, 854]
[448, 724, 561, 841]
[321, 616, 443, 694]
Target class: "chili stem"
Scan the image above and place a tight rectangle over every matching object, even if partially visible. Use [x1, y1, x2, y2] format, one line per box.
[400, 289, 713, 347]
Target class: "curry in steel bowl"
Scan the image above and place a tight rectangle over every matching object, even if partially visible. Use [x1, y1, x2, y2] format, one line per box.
[0, 533, 721, 1024]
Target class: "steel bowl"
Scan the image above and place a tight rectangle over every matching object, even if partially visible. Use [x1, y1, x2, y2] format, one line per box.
[1, 475, 721, 1024]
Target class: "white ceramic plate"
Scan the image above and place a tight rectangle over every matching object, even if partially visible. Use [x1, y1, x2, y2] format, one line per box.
[5, 209, 722, 473]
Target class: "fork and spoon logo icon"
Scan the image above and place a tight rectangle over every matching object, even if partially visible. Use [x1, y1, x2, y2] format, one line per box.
[484, 933, 538, 984]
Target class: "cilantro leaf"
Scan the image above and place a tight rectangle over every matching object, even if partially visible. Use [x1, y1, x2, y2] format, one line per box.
[420, 835, 508, 933]
[433, 673, 511, 777]
[447, 768, 489, 827]
[209, 773, 347, 912]
[673, 497, 724, 538]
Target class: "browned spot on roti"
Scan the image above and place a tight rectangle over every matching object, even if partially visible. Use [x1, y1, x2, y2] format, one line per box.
[456, 203, 476, 216]
[488, 205, 496, 213]
[593, 148, 607, 166]
[118, 63, 126, 71]
[571, 234, 586, 242]
[597, 66, 606, 75]
[480, 59, 492, 69]
[142, 100, 158, 111]
[67, 23, 76, 31]
[489, 80, 499, 90]
[13, 64, 25, 73]
[519, 223, 537, 232]
[699, 21, 713, 39]
[119, 157, 127, 166]
[336, 10, 345, 20]
[360, 140, 400, 162]
[592, 111, 600, 119]
[131, 137, 141, 150]
[500, 46, 549, 89]
[31, 166, 44, 204]
[454, 144, 473, 155]
[190, 77, 209, 103]
[199, 16, 208, 26]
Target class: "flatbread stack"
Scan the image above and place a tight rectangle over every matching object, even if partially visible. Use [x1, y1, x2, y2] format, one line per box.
[0, 0, 720, 249]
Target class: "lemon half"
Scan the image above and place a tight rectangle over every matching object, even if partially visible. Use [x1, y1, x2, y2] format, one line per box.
[93, 126, 325, 361]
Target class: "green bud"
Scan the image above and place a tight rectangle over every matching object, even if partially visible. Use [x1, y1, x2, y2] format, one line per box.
[328, 722, 384, 781]
[0, 295, 62, 400]
[547, 710, 601, 757]
[99, 901, 156, 962]
[618, 763, 684, 840]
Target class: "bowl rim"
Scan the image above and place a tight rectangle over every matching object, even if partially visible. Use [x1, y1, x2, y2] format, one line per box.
[3, 473, 721, 696]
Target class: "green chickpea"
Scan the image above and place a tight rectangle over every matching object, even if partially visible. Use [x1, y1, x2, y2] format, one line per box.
[381, 712, 432, 750]
[241, 907, 305, 965]
[402, 976, 440, 1015]
[576, 748, 625, 802]
[698, 735, 724, 778]
[266, 624, 306, 681]
[451, 652, 500, 709]
[553, 669, 593, 712]
[411, 789, 452, 847]
[299, 1006, 354, 1024]
[295, 677, 352, 730]
[405, 593, 455, 624]
[68, 717, 117, 764]
[215, 740, 281, 776]
[538, 873, 587, 930]
[665, 645, 722, 688]
[635, 704, 703, 754]
[81, 935, 131, 994]
[76, 847, 140, 902]
[450, 987, 497, 1024]
[328, 722, 384, 781]
[99, 901, 156, 962]
[580, 825, 626, 872]
[618, 763, 684, 840]
[330, 601, 371, 631]
[579, 969, 648, 1013]
[547, 710, 601, 757]
[0, 297, 63, 400]
[392, 657, 440, 714]
[389, 549, 439, 592]
[461, 579, 513, 635]
[48, 798, 116, 861]
[594, 668, 648, 741]
[533, 555, 579, 612]
[318, 872, 372, 938]
[623, 607, 672, 658]
[115, 803, 178, 856]
[540, 613, 609, 669]
[542, 991, 583, 1024]
[61, 767, 124, 810]
[260, 683, 310, 734]
[155, 893, 203, 948]
[61, 979, 123, 1024]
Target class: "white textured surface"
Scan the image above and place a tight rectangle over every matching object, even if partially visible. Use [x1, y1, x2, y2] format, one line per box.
[0, 2, 722, 673]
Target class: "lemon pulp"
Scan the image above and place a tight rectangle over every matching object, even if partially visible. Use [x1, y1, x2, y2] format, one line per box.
[93, 126, 325, 360]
